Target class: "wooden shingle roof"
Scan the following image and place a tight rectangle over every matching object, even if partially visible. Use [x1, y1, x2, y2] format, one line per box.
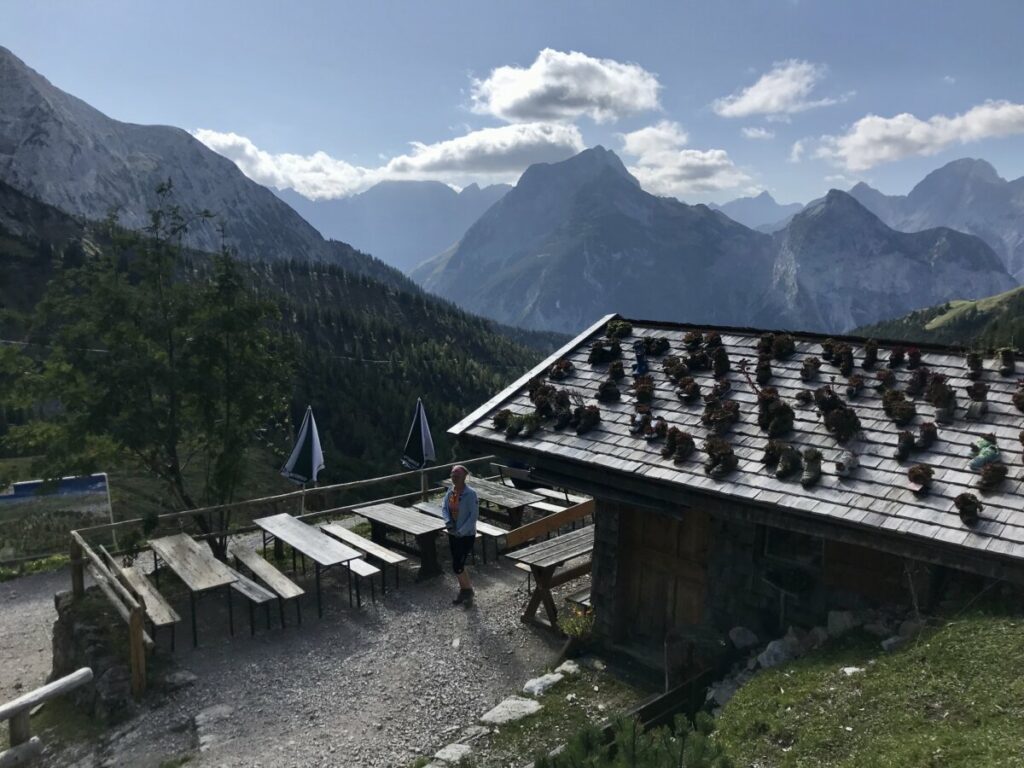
[452, 314, 1024, 571]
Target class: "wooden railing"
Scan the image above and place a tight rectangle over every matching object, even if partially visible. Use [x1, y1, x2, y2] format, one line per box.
[0, 668, 93, 767]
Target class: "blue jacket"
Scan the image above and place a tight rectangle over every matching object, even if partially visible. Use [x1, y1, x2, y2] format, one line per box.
[442, 485, 478, 538]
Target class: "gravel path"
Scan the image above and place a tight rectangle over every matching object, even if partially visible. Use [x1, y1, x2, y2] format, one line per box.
[0, 567, 67, 702]
[34, 553, 572, 767]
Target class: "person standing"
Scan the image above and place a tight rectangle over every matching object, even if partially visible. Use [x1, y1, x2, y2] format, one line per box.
[442, 465, 478, 605]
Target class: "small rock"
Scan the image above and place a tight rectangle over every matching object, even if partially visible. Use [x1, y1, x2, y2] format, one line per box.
[480, 696, 543, 725]
[840, 666, 864, 676]
[579, 656, 606, 671]
[881, 635, 907, 652]
[194, 703, 233, 728]
[728, 626, 759, 650]
[523, 672, 564, 697]
[863, 622, 891, 638]
[434, 743, 472, 762]
[827, 610, 861, 638]
[163, 670, 197, 691]
[457, 724, 490, 743]
[807, 626, 830, 648]
[452, 637, 461, 649]
[757, 639, 794, 669]
[555, 660, 581, 676]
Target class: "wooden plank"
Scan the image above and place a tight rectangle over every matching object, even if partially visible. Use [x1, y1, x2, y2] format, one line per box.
[506, 526, 595, 569]
[228, 568, 276, 604]
[320, 523, 408, 565]
[348, 558, 381, 578]
[119, 567, 180, 627]
[530, 500, 569, 515]
[253, 514, 361, 567]
[533, 487, 590, 505]
[441, 476, 546, 508]
[149, 534, 236, 593]
[0, 668, 93, 722]
[229, 546, 304, 600]
[355, 503, 446, 536]
[505, 500, 595, 549]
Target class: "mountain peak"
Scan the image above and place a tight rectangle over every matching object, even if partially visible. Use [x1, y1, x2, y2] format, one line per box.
[933, 157, 1002, 183]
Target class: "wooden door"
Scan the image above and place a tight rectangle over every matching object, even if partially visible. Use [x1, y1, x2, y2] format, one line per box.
[617, 507, 711, 647]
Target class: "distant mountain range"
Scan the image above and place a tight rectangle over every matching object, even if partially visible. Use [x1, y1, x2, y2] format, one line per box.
[710, 191, 803, 231]
[276, 181, 509, 273]
[0, 45, 406, 290]
[847, 158, 1024, 281]
[415, 147, 1015, 335]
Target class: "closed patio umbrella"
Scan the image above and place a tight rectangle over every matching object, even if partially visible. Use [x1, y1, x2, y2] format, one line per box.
[401, 397, 436, 470]
[281, 405, 325, 485]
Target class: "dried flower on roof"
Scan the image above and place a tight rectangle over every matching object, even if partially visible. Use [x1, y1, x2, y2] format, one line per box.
[801, 448, 822, 487]
[998, 348, 1016, 376]
[662, 356, 689, 383]
[756, 357, 773, 385]
[774, 443, 802, 479]
[662, 428, 695, 463]
[757, 388, 794, 437]
[795, 389, 814, 406]
[492, 409, 513, 431]
[965, 381, 989, 402]
[609, 360, 625, 380]
[687, 348, 711, 371]
[571, 404, 601, 435]
[821, 338, 836, 362]
[757, 333, 775, 356]
[712, 346, 730, 378]
[641, 336, 671, 356]
[966, 351, 984, 380]
[605, 319, 633, 339]
[978, 462, 1008, 493]
[862, 339, 879, 370]
[908, 464, 933, 494]
[905, 367, 930, 398]
[683, 330, 704, 351]
[549, 358, 575, 381]
[676, 376, 701, 403]
[882, 389, 916, 426]
[703, 436, 738, 479]
[846, 374, 865, 399]
[588, 338, 623, 365]
[633, 374, 655, 404]
[1014, 381, 1024, 413]
[907, 347, 923, 369]
[874, 369, 896, 390]
[954, 493, 982, 525]
[596, 379, 621, 403]
[824, 405, 862, 444]
[705, 331, 723, 349]
[702, 397, 740, 435]
[772, 334, 796, 360]
[800, 356, 821, 382]
[887, 345, 906, 369]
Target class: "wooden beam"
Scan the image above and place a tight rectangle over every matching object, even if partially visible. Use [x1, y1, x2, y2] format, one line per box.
[505, 500, 595, 549]
[0, 668, 93, 724]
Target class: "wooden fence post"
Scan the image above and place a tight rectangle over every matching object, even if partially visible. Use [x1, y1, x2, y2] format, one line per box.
[9, 709, 30, 747]
[70, 537, 85, 599]
[420, 470, 428, 501]
[128, 607, 146, 698]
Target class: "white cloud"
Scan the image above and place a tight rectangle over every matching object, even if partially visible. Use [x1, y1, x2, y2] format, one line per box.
[943, 75, 956, 85]
[470, 48, 661, 124]
[788, 139, 807, 163]
[619, 120, 751, 197]
[741, 126, 775, 140]
[713, 60, 838, 118]
[194, 123, 585, 199]
[817, 100, 1024, 171]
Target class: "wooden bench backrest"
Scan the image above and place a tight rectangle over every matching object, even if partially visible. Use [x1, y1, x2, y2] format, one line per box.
[505, 499, 594, 549]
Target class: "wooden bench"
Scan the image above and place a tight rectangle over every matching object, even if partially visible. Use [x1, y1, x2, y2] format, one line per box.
[230, 546, 305, 628]
[412, 501, 506, 562]
[529, 500, 569, 515]
[566, 587, 592, 609]
[119, 565, 181, 650]
[319, 522, 407, 593]
[532, 487, 589, 506]
[227, 567, 277, 636]
[347, 558, 382, 607]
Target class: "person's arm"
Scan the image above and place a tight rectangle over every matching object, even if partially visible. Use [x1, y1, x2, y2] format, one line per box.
[455, 489, 478, 536]
[441, 491, 454, 529]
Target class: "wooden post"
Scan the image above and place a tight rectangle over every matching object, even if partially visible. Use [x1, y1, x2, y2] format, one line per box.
[128, 607, 146, 698]
[420, 470, 428, 502]
[69, 537, 85, 599]
[8, 710, 29, 747]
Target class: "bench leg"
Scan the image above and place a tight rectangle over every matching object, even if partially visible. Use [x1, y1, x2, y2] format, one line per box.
[381, 568, 387, 597]
[279, 597, 286, 629]
[191, 592, 198, 648]
[227, 587, 234, 637]
[291, 546, 296, 574]
[265, 603, 271, 631]
[249, 601, 255, 637]
[296, 599, 302, 626]
[347, 565, 353, 607]
[370, 578, 376, 605]
[315, 563, 323, 618]
[301, 552, 307, 576]
[153, 551, 159, 586]
[355, 576, 362, 609]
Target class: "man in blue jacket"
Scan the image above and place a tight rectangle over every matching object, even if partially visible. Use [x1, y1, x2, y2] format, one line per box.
[442, 464, 479, 605]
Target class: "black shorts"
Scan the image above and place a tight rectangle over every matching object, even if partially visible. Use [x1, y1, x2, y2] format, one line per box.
[449, 534, 475, 574]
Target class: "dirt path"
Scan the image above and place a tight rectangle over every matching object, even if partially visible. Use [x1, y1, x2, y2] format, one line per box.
[0, 567, 67, 702]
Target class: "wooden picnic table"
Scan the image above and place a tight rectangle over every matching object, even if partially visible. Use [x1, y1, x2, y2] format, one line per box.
[149, 533, 237, 647]
[253, 513, 361, 617]
[440, 477, 545, 528]
[355, 502, 446, 580]
[504, 526, 595, 629]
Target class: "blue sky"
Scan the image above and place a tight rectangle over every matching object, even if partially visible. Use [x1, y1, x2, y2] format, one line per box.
[6, 1, 1024, 204]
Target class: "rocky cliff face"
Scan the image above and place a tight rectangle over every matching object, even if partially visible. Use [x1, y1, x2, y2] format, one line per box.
[416, 149, 1015, 335]
[0, 45, 404, 289]
[848, 159, 1024, 281]
[771, 190, 1015, 332]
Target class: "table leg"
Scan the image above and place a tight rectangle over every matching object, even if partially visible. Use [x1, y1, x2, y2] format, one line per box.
[510, 506, 524, 529]
[227, 586, 234, 636]
[415, 532, 442, 581]
[521, 566, 557, 626]
[279, 597, 286, 629]
[315, 562, 323, 618]
[265, 603, 271, 631]
[248, 601, 255, 637]
[369, 520, 387, 546]
[191, 591, 198, 648]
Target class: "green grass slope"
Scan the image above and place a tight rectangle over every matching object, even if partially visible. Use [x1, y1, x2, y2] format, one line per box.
[855, 285, 1024, 348]
[716, 614, 1024, 767]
